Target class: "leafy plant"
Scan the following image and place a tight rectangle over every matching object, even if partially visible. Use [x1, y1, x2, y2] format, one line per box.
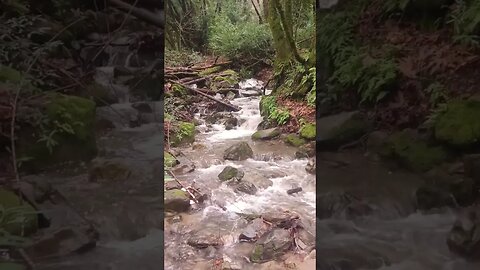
[261, 96, 290, 125]
[424, 82, 448, 106]
[448, 0, 480, 46]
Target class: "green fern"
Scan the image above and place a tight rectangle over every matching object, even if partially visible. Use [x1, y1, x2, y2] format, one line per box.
[448, 0, 480, 46]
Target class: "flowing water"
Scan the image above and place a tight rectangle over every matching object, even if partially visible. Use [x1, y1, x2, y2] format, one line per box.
[315, 151, 480, 270]
[164, 79, 316, 269]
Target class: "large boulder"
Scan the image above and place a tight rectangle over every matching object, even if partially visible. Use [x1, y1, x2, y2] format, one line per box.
[187, 228, 224, 249]
[218, 166, 244, 182]
[164, 189, 190, 212]
[0, 188, 38, 236]
[447, 207, 480, 259]
[223, 142, 254, 161]
[416, 168, 477, 210]
[317, 111, 369, 150]
[252, 128, 281, 140]
[434, 100, 480, 148]
[250, 229, 292, 263]
[379, 129, 447, 172]
[233, 181, 258, 195]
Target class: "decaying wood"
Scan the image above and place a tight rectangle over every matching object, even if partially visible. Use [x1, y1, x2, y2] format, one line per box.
[175, 82, 241, 111]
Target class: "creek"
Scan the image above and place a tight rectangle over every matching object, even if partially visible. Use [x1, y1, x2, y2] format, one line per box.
[164, 79, 316, 270]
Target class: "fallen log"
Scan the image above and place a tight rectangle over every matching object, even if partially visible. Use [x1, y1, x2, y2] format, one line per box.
[174, 81, 241, 112]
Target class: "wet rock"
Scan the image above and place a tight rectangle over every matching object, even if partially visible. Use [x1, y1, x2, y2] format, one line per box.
[299, 123, 316, 140]
[250, 229, 292, 263]
[287, 187, 302, 195]
[252, 128, 281, 140]
[239, 218, 269, 242]
[379, 129, 448, 172]
[171, 153, 195, 174]
[257, 119, 276, 130]
[262, 210, 299, 225]
[434, 100, 480, 148]
[420, 168, 477, 208]
[447, 207, 480, 259]
[0, 188, 38, 236]
[295, 142, 316, 159]
[218, 166, 244, 181]
[96, 103, 139, 128]
[223, 142, 254, 161]
[84, 82, 117, 105]
[233, 181, 257, 195]
[224, 117, 238, 130]
[164, 189, 190, 212]
[285, 134, 306, 147]
[247, 173, 273, 189]
[226, 91, 236, 100]
[317, 192, 372, 219]
[187, 229, 223, 249]
[305, 158, 316, 175]
[26, 227, 96, 259]
[415, 185, 455, 210]
[165, 179, 182, 190]
[88, 158, 131, 182]
[317, 111, 369, 151]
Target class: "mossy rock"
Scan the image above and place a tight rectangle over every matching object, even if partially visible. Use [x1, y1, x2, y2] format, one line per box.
[434, 100, 480, 148]
[285, 134, 306, 147]
[218, 166, 244, 181]
[317, 111, 369, 150]
[380, 130, 447, 172]
[0, 188, 38, 236]
[300, 123, 316, 140]
[171, 121, 195, 147]
[18, 93, 97, 171]
[210, 69, 239, 90]
[252, 128, 281, 140]
[164, 151, 177, 168]
[164, 189, 190, 212]
[251, 244, 264, 263]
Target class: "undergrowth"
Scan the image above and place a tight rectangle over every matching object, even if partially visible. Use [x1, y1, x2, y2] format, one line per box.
[260, 96, 290, 125]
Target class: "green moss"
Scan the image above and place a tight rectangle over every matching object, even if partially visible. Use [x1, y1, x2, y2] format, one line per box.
[171, 84, 188, 97]
[164, 152, 177, 168]
[382, 131, 447, 172]
[19, 94, 97, 170]
[0, 188, 38, 236]
[434, 100, 480, 147]
[0, 65, 23, 83]
[285, 134, 306, 147]
[199, 66, 222, 76]
[251, 244, 264, 263]
[300, 123, 316, 140]
[171, 121, 195, 147]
